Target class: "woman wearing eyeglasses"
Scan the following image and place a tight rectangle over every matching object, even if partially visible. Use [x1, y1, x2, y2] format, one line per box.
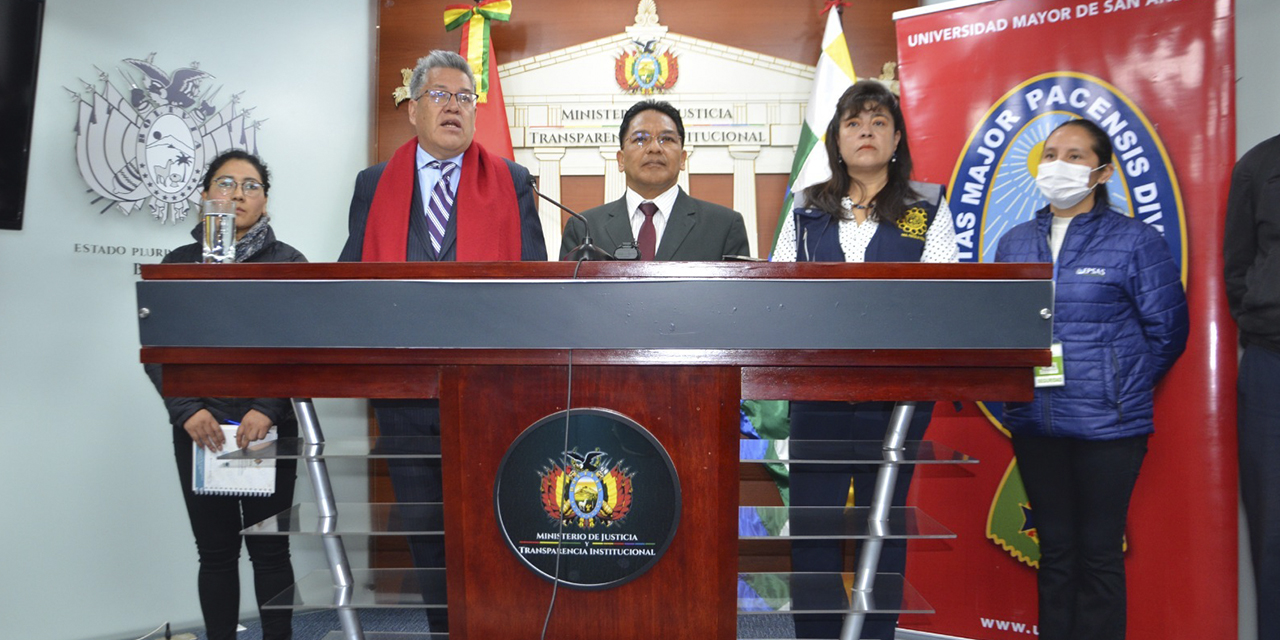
[995, 119, 1187, 640]
[771, 80, 957, 640]
[145, 149, 304, 640]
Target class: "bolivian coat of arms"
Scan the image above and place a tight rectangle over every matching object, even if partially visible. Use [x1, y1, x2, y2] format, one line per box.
[615, 39, 679, 95]
[70, 54, 262, 224]
[540, 449, 634, 528]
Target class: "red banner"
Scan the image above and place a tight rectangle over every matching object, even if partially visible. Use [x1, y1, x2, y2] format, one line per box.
[894, 1, 1237, 638]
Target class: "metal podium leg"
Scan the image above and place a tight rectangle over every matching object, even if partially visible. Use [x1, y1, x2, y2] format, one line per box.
[840, 401, 916, 640]
[293, 399, 365, 640]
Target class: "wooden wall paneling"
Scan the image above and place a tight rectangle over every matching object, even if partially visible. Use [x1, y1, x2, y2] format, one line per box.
[558, 174, 605, 230]
[688, 173, 734, 211]
[755, 173, 790, 257]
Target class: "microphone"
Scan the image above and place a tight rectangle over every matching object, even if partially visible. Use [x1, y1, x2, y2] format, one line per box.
[528, 176, 615, 261]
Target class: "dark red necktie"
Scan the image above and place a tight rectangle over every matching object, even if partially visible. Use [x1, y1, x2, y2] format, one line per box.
[637, 201, 658, 261]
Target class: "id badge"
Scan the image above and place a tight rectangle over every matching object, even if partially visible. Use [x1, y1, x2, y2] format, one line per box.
[1034, 341, 1065, 388]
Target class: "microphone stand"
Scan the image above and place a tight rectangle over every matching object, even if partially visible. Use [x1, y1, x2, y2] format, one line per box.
[528, 176, 615, 261]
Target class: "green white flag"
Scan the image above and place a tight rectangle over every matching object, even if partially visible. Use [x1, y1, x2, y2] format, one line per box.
[770, 9, 858, 254]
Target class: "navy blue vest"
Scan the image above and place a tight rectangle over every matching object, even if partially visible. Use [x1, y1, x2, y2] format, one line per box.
[793, 181, 943, 263]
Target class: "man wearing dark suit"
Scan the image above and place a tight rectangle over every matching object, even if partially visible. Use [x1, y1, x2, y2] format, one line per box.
[339, 56, 543, 262]
[560, 100, 750, 260]
[337, 50, 546, 633]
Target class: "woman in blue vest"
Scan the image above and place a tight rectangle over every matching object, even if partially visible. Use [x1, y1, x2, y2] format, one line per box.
[995, 119, 1187, 640]
[773, 80, 958, 640]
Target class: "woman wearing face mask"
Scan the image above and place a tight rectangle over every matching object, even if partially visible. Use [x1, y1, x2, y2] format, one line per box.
[995, 119, 1188, 640]
[144, 149, 305, 640]
[772, 80, 958, 640]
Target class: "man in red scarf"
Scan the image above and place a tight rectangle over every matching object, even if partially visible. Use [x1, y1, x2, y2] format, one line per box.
[339, 50, 543, 262]
[337, 50, 545, 633]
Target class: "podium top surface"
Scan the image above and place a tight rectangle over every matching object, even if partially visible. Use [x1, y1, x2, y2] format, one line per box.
[139, 260, 1049, 282]
[138, 262, 1053, 353]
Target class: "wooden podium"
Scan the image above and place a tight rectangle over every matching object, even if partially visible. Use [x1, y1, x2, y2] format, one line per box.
[138, 261, 1051, 640]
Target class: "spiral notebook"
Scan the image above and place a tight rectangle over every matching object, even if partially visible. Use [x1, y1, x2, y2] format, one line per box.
[192, 425, 277, 496]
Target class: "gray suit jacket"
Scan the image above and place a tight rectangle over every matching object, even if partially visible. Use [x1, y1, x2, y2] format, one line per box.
[559, 188, 751, 260]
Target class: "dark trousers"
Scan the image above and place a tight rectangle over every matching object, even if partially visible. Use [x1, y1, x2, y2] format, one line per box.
[789, 401, 933, 640]
[173, 423, 298, 640]
[1239, 343, 1280, 640]
[1011, 433, 1147, 640]
[372, 399, 448, 632]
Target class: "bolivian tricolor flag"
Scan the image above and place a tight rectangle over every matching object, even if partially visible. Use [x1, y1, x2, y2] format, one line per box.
[770, 6, 857, 253]
[444, 0, 516, 160]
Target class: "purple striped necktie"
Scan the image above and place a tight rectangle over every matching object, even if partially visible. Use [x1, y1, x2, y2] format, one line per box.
[424, 160, 457, 255]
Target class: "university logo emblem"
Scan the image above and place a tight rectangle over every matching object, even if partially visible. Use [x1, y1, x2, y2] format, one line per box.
[540, 448, 634, 528]
[948, 71, 1185, 276]
[986, 455, 1042, 567]
[615, 40, 679, 94]
[71, 54, 262, 225]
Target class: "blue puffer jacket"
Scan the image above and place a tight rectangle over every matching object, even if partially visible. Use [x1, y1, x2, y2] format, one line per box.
[995, 201, 1189, 440]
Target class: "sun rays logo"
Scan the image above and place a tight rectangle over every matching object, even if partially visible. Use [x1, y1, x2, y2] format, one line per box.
[948, 72, 1185, 276]
[539, 448, 634, 528]
[615, 39, 679, 95]
[69, 54, 263, 225]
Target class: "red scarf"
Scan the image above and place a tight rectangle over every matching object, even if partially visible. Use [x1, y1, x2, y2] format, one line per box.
[361, 137, 522, 261]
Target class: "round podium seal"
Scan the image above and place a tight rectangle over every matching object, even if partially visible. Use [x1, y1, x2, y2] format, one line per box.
[493, 408, 681, 590]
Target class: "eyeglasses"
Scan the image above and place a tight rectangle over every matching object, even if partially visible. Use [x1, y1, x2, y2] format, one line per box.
[625, 131, 682, 149]
[417, 89, 479, 107]
[211, 176, 265, 198]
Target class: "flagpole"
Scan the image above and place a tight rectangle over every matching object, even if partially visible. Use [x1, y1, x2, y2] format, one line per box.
[768, 5, 857, 256]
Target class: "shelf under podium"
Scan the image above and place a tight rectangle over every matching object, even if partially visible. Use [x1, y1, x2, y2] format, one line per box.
[746, 506, 953, 539]
[315, 634, 885, 640]
[318, 634, 444, 640]
[264, 569, 930, 615]
[740, 440, 977, 464]
[220, 438, 975, 464]
[244, 504, 952, 539]
[218, 437, 441, 460]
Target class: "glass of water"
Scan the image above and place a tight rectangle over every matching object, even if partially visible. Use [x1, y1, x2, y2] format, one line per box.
[201, 199, 236, 263]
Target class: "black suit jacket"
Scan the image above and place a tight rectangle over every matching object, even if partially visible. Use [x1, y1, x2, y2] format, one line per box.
[559, 188, 751, 260]
[338, 153, 546, 262]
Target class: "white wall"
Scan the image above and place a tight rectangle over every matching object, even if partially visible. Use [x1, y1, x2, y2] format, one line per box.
[0, 2, 375, 639]
[1236, 0, 1279, 153]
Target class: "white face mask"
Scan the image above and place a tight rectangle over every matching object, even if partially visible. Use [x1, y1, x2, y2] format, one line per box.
[1036, 160, 1104, 210]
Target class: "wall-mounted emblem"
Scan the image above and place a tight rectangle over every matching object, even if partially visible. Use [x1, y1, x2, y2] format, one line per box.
[614, 40, 679, 95]
[70, 54, 262, 225]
